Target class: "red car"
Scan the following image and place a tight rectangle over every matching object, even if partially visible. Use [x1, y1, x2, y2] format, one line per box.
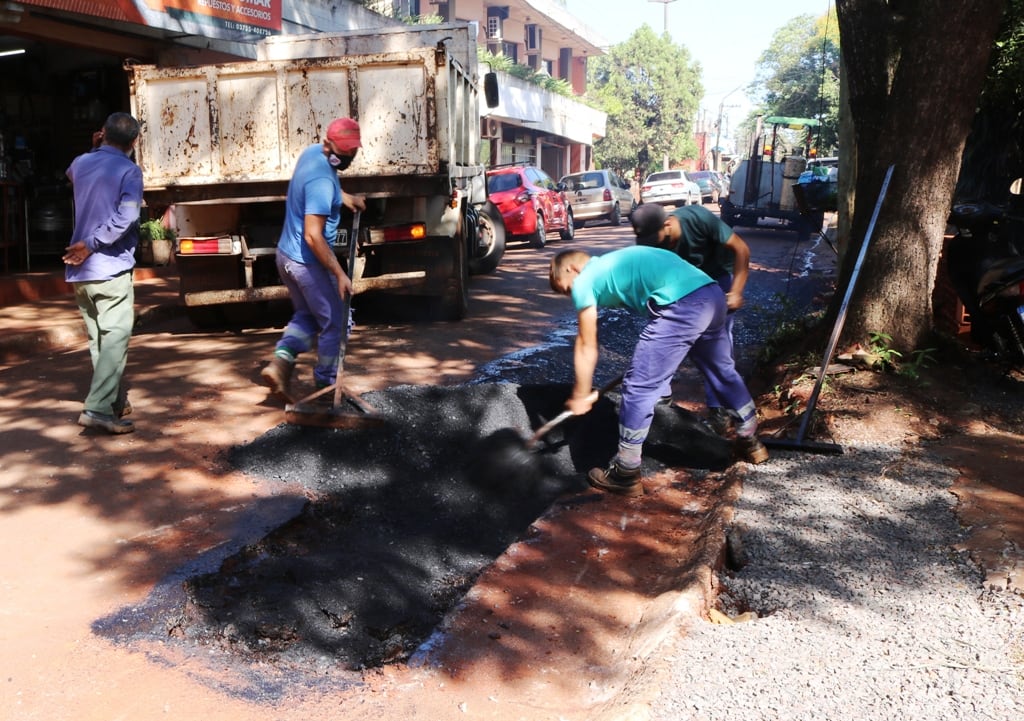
[485, 165, 575, 248]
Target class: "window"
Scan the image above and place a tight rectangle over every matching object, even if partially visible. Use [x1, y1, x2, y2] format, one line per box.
[525, 24, 541, 52]
[486, 15, 502, 40]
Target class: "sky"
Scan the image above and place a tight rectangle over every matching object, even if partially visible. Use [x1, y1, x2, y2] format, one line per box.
[562, 0, 833, 136]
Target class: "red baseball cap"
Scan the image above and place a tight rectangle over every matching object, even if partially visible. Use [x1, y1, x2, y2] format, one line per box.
[326, 117, 362, 153]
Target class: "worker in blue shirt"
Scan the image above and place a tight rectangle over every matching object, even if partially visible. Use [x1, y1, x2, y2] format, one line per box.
[63, 112, 143, 434]
[260, 117, 367, 402]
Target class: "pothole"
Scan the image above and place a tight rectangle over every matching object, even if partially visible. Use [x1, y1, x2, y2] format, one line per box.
[98, 382, 732, 679]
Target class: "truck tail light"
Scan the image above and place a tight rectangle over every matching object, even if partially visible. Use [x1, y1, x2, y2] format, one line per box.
[178, 236, 235, 254]
[380, 223, 427, 242]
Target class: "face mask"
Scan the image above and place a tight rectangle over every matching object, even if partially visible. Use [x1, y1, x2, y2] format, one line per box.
[329, 152, 355, 171]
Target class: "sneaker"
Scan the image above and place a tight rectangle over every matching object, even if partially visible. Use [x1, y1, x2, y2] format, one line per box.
[587, 462, 644, 496]
[735, 435, 769, 464]
[705, 407, 732, 435]
[78, 410, 135, 435]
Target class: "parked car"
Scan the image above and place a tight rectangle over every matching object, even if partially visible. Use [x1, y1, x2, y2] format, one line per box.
[687, 170, 722, 204]
[485, 165, 575, 248]
[639, 170, 702, 207]
[559, 169, 637, 226]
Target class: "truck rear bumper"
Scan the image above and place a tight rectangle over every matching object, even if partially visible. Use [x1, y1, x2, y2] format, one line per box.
[182, 271, 429, 307]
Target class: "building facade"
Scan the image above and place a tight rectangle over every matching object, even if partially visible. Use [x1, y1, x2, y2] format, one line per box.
[369, 0, 608, 181]
[0, 0, 606, 270]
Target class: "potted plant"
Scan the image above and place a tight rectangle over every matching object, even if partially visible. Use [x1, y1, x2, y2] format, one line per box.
[138, 217, 176, 266]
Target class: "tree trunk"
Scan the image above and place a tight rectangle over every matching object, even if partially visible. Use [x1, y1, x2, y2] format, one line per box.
[834, 0, 1006, 352]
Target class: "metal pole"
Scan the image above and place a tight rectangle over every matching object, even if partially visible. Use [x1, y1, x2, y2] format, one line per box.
[649, 0, 678, 170]
[713, 86, 743, 172]
[648, 0, 678, 33]
[765, 164, 895, 454]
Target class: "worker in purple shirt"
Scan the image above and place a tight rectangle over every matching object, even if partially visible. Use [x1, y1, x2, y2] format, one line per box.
[62, 112, 143, 435]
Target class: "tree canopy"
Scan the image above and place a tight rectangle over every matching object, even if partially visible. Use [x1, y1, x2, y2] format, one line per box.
[587, 25, 703, 178]
[750, 9, 841, 153]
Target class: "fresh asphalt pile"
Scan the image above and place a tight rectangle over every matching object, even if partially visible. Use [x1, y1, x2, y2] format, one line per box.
[165, 308, 733, 676]
[648, 442, 1024, 720]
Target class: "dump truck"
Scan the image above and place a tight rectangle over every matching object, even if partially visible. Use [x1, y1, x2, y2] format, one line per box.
[127, 23, 504, 326]
[719, 116, 830, 242]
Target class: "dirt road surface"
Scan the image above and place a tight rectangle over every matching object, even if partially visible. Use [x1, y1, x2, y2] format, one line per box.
[0, 216, 915, 721]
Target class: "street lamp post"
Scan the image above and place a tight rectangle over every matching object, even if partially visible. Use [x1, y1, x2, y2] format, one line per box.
[648, 0, 679, 33]
[713, 86, 743, 172]
[649, 0, 679, 170]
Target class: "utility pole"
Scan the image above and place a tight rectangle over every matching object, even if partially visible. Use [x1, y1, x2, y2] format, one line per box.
[648, 0, 679, 33]
[649, 0, 679, 170]
[714, 86, 743, 172]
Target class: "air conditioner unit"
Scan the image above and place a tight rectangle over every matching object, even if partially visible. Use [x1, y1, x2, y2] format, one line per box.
[525, 24, 541, 52]
[481, 118, 500, 138]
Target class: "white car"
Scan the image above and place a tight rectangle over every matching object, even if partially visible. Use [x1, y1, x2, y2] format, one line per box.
[559, 169, 637, 226]
[639, 170, 702, 207]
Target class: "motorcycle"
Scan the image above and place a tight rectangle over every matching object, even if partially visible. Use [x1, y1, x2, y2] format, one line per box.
[946, 180, 1024, 366]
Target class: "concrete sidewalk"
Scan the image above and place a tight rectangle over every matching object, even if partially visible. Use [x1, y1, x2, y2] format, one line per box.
[0, 265, 182, 364]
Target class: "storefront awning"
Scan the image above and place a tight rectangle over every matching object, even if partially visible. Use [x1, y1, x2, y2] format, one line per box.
[13, 0, 145, 24]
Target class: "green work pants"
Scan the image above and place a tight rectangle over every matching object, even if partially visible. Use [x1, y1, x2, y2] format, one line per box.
[74, 272, 134, 416]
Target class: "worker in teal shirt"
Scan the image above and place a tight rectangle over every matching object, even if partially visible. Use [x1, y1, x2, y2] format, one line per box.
[550, 246, 767, 497]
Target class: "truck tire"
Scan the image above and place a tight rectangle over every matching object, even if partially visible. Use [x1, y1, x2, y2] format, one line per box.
[468, 201, 505, 276]
[718, 200, 740, 227]
[433, 231, 469, 321]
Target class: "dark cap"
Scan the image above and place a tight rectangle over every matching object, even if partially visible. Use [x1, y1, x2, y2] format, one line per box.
[631, 203, 667, 246]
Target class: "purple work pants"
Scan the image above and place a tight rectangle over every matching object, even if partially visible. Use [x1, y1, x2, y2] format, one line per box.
[619, 283, 757, 464]
[275, 252, 344, 387]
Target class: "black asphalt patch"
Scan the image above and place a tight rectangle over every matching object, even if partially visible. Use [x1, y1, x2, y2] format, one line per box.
[154, 382, 731, 676]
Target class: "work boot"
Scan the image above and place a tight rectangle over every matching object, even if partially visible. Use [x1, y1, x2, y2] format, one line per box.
[260, 356, 295, 403]
[588, 461, 644, 497]
[78, 410, 135, 435]
[735, 435, 769, 465]
[705, 407, 732, 436]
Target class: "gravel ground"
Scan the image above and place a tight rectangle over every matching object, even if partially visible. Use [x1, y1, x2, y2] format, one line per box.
[649, 442, 1024, 720]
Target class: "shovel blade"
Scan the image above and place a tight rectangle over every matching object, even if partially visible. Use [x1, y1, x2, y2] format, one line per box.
[284, 403, 389, 429]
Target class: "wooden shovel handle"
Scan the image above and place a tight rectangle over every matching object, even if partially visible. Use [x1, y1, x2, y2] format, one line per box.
[525, 374, 624, 448]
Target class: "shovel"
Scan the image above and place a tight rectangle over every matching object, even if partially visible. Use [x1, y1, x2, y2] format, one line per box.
[465, 374, 624, 487]
[285, 212, 386, 429]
